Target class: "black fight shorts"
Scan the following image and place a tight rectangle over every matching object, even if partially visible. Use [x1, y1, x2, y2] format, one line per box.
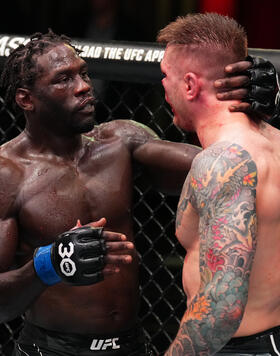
[216, 325, 280, 355]
[13, 321, 154, 356]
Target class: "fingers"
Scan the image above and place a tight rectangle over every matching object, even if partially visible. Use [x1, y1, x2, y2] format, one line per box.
[71, 218, 107, 230]
[103, 256, 133, 275]
[102, 230, 127, 242]
[102, 250, 134, 276]
[105, 253, 133, 265]
[71, 219, 82, 230]
[216, 88, 248, 101]
[214, 61, 251, 98]
[215, 76, 249, 90]
[224, 60, 252, 73]
[103, 266, 121, 275]
[106, 240, 134, 252]
[87, 218, 107, 228]
[228, 102, 251, 113]
[103, 242, 134, 275]
[105, 240, 134, 269]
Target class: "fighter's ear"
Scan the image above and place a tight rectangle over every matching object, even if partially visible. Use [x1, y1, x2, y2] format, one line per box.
[15, 88, 34, 111]
[184, 72, 200, 100]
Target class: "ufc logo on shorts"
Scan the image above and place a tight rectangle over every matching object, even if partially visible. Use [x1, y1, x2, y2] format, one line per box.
[58, 241, 77, 276]
[90, 338, 120, 351]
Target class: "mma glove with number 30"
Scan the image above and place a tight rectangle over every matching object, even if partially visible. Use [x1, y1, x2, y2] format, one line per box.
[33, 226, 106, 286]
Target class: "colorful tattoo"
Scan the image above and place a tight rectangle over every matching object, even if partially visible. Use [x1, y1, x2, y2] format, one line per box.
[176, 174, 191, 230]
[167, 142, 258, 356]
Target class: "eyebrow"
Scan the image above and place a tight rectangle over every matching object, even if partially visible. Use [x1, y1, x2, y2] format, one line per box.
[52, 61, 88, 78]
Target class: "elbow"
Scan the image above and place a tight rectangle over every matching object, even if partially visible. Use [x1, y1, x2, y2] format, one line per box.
[217, 302, 246, 337]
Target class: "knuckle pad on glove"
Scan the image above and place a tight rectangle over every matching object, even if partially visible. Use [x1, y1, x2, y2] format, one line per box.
[249, 86, 272, 101]
[52, 226, 106, 285]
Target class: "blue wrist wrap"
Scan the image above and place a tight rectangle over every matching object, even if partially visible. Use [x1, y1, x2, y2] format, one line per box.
[33, 244, 61, 286]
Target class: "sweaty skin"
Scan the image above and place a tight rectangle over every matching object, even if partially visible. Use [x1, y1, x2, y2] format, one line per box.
[0, 43, 199, 334]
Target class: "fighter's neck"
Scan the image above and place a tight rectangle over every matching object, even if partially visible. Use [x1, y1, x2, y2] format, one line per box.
[195, 111, 253, 149]
[23, 126, 84, 160]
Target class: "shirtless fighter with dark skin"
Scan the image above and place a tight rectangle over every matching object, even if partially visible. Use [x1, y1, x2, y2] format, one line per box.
[0, 31, 276, 355]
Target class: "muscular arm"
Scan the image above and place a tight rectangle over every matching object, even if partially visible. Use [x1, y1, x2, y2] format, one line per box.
[166, 142, 258, 355]
[134, 137, 200, 195]
[0, 157, 46, 322]
[0, 254, 46, 322]
[100, 119, 201, 195]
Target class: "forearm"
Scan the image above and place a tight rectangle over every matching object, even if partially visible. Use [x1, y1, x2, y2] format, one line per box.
[0, 260, 46, 322]
[134, 141, 201, 195]
[165, 289, 246, 356]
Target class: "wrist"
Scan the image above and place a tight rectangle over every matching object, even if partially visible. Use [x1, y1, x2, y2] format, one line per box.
[33, 244, 61, 286]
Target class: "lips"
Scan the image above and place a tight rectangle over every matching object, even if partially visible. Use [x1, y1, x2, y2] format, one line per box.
[77, 97, 95, 112]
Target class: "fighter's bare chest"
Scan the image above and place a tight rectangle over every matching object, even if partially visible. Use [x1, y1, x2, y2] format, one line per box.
[17, 144, 133, 242]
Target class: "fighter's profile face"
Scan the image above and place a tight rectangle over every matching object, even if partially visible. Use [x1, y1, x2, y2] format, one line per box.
[161, 45, 187, 129]
[31, 43, 95, 135]
[161, 44, 195, 131]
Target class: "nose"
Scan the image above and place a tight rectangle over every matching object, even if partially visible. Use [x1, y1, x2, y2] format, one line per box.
[74, 75, 91, 96]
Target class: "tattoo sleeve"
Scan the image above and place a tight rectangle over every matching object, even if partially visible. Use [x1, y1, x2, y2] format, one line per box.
[167, 142, 258, 356]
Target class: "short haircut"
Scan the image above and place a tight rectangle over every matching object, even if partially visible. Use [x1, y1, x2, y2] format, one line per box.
[0, 29, 76, 112]
[157, 12, 247, 61]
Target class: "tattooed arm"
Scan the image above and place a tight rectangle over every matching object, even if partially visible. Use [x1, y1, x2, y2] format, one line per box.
[166, 142, 258, 355]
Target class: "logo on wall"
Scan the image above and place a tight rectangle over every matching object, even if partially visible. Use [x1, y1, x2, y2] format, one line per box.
[0, 35, 165, 63]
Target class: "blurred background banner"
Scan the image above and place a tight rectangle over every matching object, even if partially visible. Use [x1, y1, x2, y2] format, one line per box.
[0, 34, 279, 79]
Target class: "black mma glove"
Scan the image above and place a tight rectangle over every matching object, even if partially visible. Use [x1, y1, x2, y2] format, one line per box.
[244, 55, 278, 116]
[269, 90, 280, 128]
[33, 226, 106, 286]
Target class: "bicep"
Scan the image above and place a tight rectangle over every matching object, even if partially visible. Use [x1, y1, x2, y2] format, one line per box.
[193, 143, 258, 296]
[134, 139, 199, 167]
[0, 157, 22, 271]
[134, 140, 200, 194]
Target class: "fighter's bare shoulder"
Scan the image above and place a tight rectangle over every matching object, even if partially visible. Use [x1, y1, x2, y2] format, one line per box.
[191, 140, 255, 171]
[189, 141, 258, 208]
[86, 119, 159, 146]
[0, 132, 28, 160]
